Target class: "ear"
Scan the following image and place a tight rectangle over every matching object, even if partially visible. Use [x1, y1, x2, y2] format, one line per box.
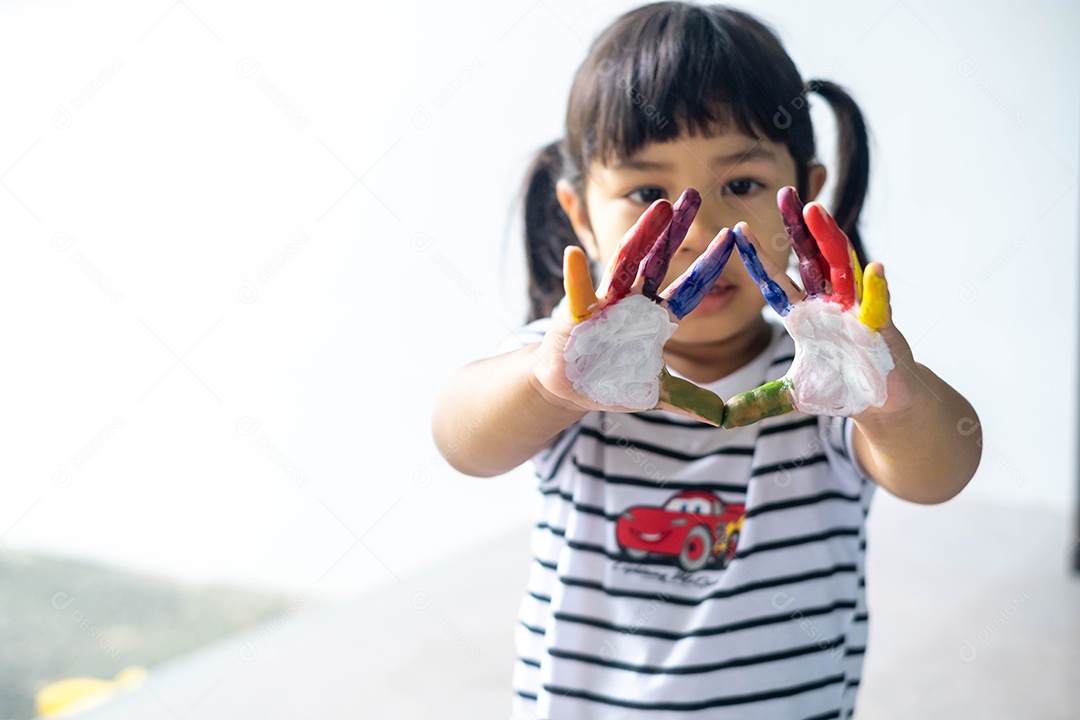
[555, 178, 599, 260]
[805, 163, 827, 202]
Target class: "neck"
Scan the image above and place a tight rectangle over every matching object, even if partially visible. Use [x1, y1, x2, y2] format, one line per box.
[663, 318, 773, 385]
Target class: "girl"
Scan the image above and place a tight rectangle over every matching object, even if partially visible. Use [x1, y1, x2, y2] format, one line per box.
[433, 3, 982, 718]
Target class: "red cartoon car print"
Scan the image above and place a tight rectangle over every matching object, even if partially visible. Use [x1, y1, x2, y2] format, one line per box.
[616, 491, 745, 571]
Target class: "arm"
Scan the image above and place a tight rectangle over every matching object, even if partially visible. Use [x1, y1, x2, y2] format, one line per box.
[724, 191, 983, 502]
[851, 337, 982, 505]
[432, 344, 587, 478]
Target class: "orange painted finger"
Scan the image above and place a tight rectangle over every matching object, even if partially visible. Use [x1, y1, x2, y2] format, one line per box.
[563, 246, 598, 322]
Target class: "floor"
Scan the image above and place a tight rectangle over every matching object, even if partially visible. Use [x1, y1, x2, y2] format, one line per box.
[32, 492, 1080, 719]
[0, 551, 299, 719]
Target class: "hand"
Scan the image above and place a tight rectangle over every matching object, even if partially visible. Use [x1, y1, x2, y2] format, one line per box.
[531, 189, 737, 426]
[722, 187, 922, 428]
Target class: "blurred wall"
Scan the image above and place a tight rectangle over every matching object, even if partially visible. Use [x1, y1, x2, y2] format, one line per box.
[0, 0, 1076, 600]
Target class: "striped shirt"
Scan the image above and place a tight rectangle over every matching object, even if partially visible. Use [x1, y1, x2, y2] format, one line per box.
[506, 317, 874, 720]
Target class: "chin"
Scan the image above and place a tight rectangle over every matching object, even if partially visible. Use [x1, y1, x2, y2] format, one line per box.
[670, 306, 768, 346]
[669, 318, 738, 346]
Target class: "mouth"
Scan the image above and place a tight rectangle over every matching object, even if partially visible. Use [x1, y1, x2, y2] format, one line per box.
[682, 277, 736, 315]
[707, 279, 735, 295]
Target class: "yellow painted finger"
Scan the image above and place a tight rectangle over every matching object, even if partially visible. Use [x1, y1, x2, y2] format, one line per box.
[564, 246, 598, 322]
[851, 249, 863, 305]
[858, 263, 889, 330]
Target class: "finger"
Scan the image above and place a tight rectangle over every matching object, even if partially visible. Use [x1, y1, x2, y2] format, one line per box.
[721, 378, 796, 429]
[858, 262, 891, 330]
[563, 246, 598, 322]
[852, 255, 864, 306]
[597, 200, 674, 302]
[658, 370, 725, 426]
[778, 187, 828, 296]
[662, 228, 736, 320]
[640, 188, 701, 300]
[803, 203, 856, 310]
[732, 223, 796, 317]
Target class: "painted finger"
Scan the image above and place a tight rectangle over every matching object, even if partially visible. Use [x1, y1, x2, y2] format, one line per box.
[658, 370, 726, 427]
[721, 378, 796, 429]
[778, 187, 828, 296]
[597, 200, 674, 302]
[563, 246, 598, 322]
[852, 256, 864, 306]
[662, 228, 735, 320]
[732, 224, 795, 317]
[803, 203, 856, 310]
[640, 188, 701, 301]
[736, 223, 805, 301]
[858, 262, 891, 330]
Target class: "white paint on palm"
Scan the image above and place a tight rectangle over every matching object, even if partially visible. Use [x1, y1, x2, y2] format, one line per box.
[783, 302, 894, 416]
[563, 295, 677, 410]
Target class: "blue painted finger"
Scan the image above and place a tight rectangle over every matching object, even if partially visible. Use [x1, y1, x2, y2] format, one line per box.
[641, 188, 701, 301]
[664, 229, 735, 319]
[733, 225, 793, 317]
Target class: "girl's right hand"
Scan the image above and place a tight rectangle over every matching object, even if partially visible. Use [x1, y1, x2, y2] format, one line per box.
[530, 189, 736, 426]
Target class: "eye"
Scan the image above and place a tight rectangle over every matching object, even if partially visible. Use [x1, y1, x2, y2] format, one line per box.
[723, 178, 764, 197]
[626, 187, 667, 204]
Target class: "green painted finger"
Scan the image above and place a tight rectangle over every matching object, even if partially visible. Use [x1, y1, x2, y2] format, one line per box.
[721, 378, 796, 429]
[658, 370, 726, 426]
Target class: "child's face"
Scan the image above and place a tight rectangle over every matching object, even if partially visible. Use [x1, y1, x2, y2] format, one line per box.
[559, 126, 825, 352]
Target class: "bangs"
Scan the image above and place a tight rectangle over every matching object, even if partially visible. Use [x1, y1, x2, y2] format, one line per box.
[567, 3, 809, 170]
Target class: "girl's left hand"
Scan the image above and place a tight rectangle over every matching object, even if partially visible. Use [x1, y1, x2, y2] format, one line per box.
[722, 188, 919, 428]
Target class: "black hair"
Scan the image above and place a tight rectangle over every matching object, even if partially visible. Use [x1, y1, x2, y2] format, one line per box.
[521, 1, 871, 322]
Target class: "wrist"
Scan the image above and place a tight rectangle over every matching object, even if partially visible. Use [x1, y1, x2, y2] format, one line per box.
[527, 364, 590, 421]
[854, 362, 934, 432]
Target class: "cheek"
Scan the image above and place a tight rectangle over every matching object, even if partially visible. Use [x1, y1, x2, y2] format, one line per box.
[758, 231, 795, 268]
[590, 213, 640, 266]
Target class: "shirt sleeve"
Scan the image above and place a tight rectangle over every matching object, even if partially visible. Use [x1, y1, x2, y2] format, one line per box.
[819, 415, 877, 489]
[842, 416, 876, 481]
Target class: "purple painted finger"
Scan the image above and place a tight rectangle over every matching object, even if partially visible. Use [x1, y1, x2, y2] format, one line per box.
[778, 187, 828, 296]
[597, 200, 674, 302]
[663, 229, 735, 319]
[640, 189, 701, 301]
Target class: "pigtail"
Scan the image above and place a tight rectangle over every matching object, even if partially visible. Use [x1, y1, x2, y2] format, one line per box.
[523, 140, 583, 322]
[807, 79, 871, 265]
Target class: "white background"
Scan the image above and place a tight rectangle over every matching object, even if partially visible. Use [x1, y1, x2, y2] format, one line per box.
[0, 0, 1076, 602]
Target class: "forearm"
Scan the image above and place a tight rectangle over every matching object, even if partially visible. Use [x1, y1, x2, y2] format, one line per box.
[432, 344, 588, 477]
[852, 363, 982, 504]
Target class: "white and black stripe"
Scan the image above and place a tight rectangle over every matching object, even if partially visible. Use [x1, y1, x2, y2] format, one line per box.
[508, 320, 876, 720]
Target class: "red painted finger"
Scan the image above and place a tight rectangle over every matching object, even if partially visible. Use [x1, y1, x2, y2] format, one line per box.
[804, 202, 856, 310]
[596, 200, 674, 301]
